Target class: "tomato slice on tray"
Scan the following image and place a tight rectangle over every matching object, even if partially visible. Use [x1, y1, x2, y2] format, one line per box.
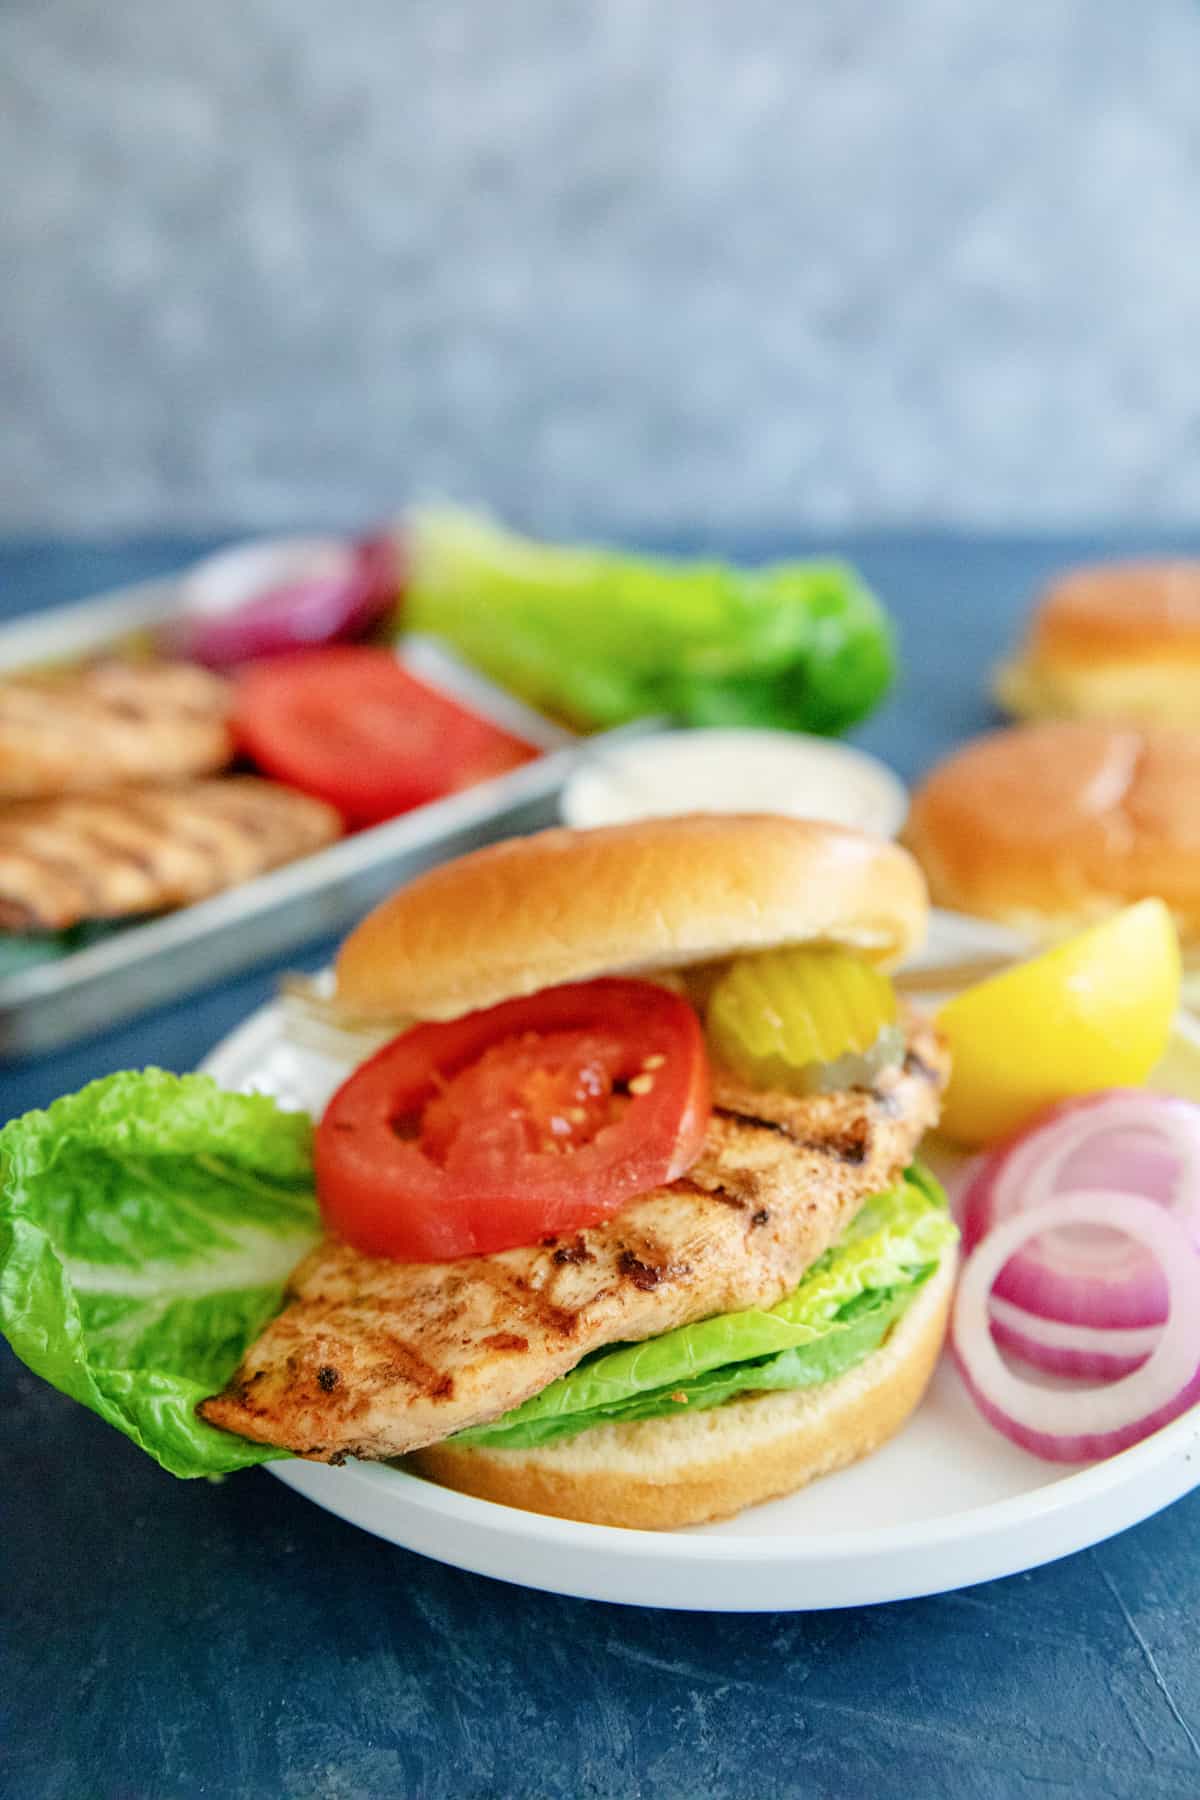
[314, 979, 712, 1260]
[233, 646, 538, 827]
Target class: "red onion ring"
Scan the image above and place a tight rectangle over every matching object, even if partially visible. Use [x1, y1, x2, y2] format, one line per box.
[987, 1295, 1160, 1380]
[171, 533, 401, 669]
[960, 1091, 1200, 1327]
[953, 1190, 1200, 1461]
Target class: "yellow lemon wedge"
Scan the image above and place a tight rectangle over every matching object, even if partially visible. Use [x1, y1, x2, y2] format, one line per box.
[935, 899, 1181, 1147]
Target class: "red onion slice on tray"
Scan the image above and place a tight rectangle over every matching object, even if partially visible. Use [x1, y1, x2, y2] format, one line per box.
[172, 533, 401, 668]
[953, 1190, 1200, 1462]
[987, 1295, 1160, 1380]
[960, 1091, 1200, 1327]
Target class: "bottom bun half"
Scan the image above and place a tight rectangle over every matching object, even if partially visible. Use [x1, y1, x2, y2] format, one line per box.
[407, 1247, 957, 1532]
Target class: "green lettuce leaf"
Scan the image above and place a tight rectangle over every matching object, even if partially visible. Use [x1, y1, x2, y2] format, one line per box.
[0, 1070, 320, 1477]
[405, 507, 896, 735]
[453, 1166, 954, 1450]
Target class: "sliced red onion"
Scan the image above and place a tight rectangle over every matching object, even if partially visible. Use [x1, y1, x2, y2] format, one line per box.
[170, 533, 402, 669]
[988, 1295, 1160, 1380]
[959, 1090, 1200, 1327]
[953, 1190, 1200, 1461]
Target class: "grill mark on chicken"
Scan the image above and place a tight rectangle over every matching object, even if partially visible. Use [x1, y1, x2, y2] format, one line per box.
[805, 1124, 870, 1165]
[616, 1246, 692, 1291]
[711, 1104, 795, 1139]
[0, 844, 105, 928]
[671, 1177, 746, 1211]
[64, 824, 159, 878]
[713, 1102, 872, 1165]
[511, 1285, 582, 1339]
[113, 791, 228, 881]
[0, 778, 341, 930]
[0, 660, 234, 799]
[551, 1237, 596, 1266]
[200, 1014, 948, 1462]
[379, 1341, 455, 1398]
[428, 1254, 583, 1341]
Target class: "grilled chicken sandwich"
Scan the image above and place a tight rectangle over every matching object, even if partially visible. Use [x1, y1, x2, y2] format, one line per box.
[200, 814, 955, 1529]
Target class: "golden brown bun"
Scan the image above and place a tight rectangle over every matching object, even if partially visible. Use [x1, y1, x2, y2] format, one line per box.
[409, 1247, 954, 1530]
[906, 721, 1200, 943]
[996, 561, 1200, 723]
[336, 813, 928, 1022]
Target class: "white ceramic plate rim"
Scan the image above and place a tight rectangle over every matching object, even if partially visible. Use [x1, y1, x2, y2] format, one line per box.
[269, 1405, 1200, 1563]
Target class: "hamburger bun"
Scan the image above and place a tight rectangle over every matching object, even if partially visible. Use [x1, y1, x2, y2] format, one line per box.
[905, 720, 1200, 943]
[335, 813, 929, 1022]
[996, 560, 1200, 724]
[409, 1243, 956, 1530]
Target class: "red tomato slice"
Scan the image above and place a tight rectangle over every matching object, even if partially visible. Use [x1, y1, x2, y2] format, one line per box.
[233, 646, 538, 826]
[314, 979, 712, 1260]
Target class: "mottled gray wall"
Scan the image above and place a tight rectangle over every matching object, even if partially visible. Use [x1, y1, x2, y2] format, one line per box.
[5, 0, 1200, 535]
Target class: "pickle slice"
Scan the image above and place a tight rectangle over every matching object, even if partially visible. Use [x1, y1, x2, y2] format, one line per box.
[706, 945, 903, 1094]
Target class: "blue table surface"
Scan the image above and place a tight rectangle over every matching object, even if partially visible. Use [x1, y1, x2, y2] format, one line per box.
[4, 532, 1200, 1800]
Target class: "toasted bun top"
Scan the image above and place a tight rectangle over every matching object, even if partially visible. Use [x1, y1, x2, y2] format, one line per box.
[335, 813, 928, 1021]
[905, 720, 1200, 934]
[1030, 561, 1200, 666]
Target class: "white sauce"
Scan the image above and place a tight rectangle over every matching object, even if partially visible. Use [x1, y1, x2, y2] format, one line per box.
[561, 728, 908, 837]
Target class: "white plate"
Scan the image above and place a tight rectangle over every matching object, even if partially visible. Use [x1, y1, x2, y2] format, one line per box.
[201, 912, 1200, 1610]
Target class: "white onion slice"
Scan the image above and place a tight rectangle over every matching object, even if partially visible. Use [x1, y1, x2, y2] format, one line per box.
[953, 1190, 1200, 1462]
[988, 1295, 1160, 1380]
[960, 1091, 1200, 1327]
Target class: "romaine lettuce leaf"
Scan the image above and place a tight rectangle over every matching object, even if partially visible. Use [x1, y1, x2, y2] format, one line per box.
[0, 1070, 319, 1476]
[453, 1167, 954, 1450]
[405, 507, 896, 735]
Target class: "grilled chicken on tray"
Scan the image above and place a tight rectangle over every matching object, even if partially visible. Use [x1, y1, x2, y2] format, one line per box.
[0, 660, 234, 799]
[0, 776, 341, 931]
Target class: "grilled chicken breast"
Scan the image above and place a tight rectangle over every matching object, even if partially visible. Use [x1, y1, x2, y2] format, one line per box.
[0, 660, 233, 800]
[0, 777, 341, 930]
[200, 1019, 948, 1463]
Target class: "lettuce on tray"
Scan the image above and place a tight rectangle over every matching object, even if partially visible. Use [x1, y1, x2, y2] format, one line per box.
[404, 507, 896, 735]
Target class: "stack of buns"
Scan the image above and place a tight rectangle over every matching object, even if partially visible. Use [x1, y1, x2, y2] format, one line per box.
[994, 561, 1200, 726]
[907, 561, 1200, 969]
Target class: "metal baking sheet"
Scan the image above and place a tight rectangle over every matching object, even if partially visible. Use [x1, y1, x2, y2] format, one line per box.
[0, 568, 621, 1058]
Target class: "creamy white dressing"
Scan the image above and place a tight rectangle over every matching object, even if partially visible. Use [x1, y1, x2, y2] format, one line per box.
[561, 728, 908, 837]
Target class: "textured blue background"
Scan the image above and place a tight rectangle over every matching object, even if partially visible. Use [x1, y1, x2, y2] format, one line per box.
[5, 2, 1200, 535]
[5, 535, 1200, 1800]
